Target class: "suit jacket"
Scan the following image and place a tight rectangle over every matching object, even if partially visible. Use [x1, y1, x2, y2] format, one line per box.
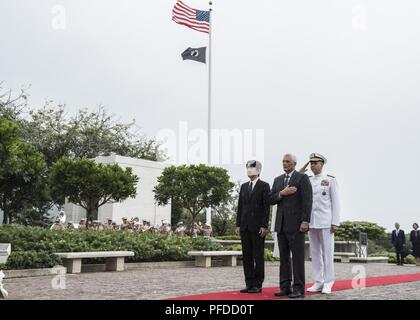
[236, 179, 270, 232]
[392, 229, 406, 247]
[269, 171, 313, 233]
[410, 230, 420, 245]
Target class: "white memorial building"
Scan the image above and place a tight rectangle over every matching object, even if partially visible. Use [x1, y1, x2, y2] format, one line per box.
[65, 155, 171, 225]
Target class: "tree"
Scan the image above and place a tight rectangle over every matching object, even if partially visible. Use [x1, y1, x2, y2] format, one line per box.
[0, 85, 163, 226]
[0, 83, 29, 121]
[212, 181, 241, 236]
[0, 118, 48, 224]
[170, 197, 184, 227]
[21, 105, 166, 165]
[48, 158, 139, 222]
[1, 84, 167, 165]
[335, 221, 387, 242]
[153, 164, 234, 230]
[12, 201, 55, 227]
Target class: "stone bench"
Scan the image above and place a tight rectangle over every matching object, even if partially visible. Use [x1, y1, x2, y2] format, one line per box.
[54, 251, 134, 274]
[334, 252, 356, 263]
[349, 257, 389, 264]
[187, 251, 242, 268]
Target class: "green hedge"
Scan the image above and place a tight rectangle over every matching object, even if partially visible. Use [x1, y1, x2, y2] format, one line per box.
[1, 251, 62, 270]
[385, 252, 416, 265]
[0, 225, 223, 269]
[224, 244, 279, 262]
[214, 235, 241, 240]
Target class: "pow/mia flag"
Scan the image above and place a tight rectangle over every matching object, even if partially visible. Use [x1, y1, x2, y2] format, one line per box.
[181, 47, 206, 64]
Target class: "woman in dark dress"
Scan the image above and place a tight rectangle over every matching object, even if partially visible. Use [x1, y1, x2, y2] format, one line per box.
[410, 223, 420, 266]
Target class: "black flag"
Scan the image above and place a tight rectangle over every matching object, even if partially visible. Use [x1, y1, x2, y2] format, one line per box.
[181, 47, 206, 64]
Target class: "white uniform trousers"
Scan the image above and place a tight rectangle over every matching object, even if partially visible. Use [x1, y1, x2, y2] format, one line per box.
[309, 228, 335, 287]
[270, 205, 280, 258]
[272, 232, 280, 258]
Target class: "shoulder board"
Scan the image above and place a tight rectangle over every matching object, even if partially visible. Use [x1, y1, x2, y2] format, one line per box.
[327, 174, 335, 178]
[308, 175, 313, 178]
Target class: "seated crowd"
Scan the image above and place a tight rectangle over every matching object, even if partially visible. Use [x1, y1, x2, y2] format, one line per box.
[50, 216, 213, 238]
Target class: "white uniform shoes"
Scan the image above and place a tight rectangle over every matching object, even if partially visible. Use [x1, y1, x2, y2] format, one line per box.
[0, 285, 8, 299]
[307, 283, 333, 294]
[0, 270, 7, 299]
[307, 284, 323, 292]
[321, 283, 333, 294]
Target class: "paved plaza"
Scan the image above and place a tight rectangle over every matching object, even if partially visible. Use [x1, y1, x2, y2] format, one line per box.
[3, 262, 420, 300]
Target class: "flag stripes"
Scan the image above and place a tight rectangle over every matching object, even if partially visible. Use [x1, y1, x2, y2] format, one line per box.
[172, 0, 210, 33]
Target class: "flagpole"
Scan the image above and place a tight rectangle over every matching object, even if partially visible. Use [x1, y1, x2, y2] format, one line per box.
[206, 1, 213, 225]
[207, 1, 212, 166]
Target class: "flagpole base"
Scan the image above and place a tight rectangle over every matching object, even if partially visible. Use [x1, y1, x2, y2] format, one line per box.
[205, 207, 212, 225]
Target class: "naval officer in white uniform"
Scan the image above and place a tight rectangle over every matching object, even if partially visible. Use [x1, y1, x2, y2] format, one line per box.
[300, 153, 340, 294]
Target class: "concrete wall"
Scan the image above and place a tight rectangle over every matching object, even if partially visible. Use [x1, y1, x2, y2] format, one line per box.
[65, 155, 171, 225]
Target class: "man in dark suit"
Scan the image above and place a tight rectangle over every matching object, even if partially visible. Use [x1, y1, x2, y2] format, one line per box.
[236, 160, 271, 294]
[269, 154, 313, 298]
[392, 222, 406, 266]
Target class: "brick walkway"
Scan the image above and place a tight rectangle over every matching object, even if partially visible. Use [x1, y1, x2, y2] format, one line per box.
[3, 262, 420, 300]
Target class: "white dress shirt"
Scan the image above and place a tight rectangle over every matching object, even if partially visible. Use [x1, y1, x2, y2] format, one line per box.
[248, 177, 259, 191]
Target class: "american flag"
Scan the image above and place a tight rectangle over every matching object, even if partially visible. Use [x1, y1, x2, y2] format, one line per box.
[172, 0, 210, 34]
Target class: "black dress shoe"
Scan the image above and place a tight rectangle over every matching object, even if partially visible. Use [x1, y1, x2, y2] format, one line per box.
[240, 287, 251, 293]
[288, 291, 305, 299]
[248, 287, 262, 293]
[274, 289, 291, 297]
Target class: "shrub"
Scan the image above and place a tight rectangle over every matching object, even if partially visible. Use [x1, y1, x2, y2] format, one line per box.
[404, 255, 416, 264]
[191, 237, 224, 251]
[4, 251, 62, 270]
[367, 240, 390, 255]
[224, 244, 278, 262]
[264, 249, 279, 262]
[224, 244, 242, 251]
[0, 225, 225, 269]
[215, 234, 275, 241]
[385, 252, 415, 264]
[214, 235, 241, 241]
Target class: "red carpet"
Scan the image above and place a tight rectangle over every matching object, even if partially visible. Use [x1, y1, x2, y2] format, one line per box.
[169, 273, 420, 300]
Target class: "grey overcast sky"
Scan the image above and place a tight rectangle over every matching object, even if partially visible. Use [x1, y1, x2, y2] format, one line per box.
[1, 0, 419, 231]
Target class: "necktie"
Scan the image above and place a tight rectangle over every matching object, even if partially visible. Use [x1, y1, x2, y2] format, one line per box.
[248, 181, 253, 193]
[284, 175, 290, 187]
